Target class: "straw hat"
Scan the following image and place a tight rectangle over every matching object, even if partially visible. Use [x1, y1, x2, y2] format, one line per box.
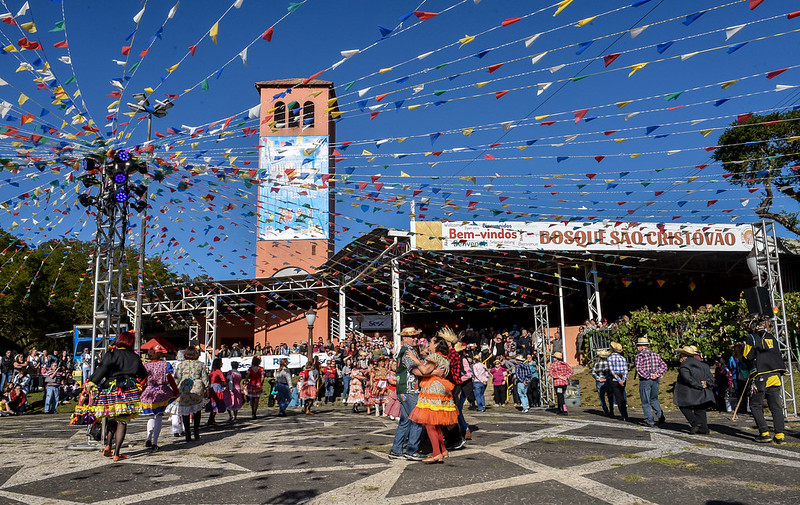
[635, 336, 650, 346]
[454, 342, 466, 352]
[596, 349, 611, 359]
[437, 327, 459, 344]
[677, 345, 699, 356]
[610, 342, 623, 353]
[400, 327, 421, 337]
[553, 351, 563, 360]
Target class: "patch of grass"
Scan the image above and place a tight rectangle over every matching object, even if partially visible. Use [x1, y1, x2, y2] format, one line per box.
[362, 486, 380, 492]
[692, 442, 713, 448]
[623, 475, 643, 482]
[580, 455, 607, 461]
[781, 442, 800, 447]
[611, 463, 624, 467]
[744, 482, 777, 491]
[541, 436, 569, 442]
[707, 458, 731, 464]
[352, 445, 390, 452]
[620, 454, 641, 459]
[647, 457, 698, 470]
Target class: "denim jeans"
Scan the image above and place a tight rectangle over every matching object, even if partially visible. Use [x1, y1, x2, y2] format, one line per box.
[0, 370, 12, 391]
[517, 383, 529, 410]
[455, 386, 468, 433]
[82, 366, 90, 385]
[639, 378, 663, 424]
[45, 385, 59, 414]
[596, 380, 613, 414]
[324, 377, 335, 398]
[342, 376, 351, 402]
[473, 381, 486, 410]
[276, 383, 291, 414]
[391, 393, 422, 455]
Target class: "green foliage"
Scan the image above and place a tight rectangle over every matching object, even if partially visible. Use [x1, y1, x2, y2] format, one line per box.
[0, 228, 180, 351]
[712, 110, 800, 235]
[611, 293, 800, 360]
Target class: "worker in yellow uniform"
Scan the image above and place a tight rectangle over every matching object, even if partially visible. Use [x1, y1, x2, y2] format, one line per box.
[743, 319, 787, 444]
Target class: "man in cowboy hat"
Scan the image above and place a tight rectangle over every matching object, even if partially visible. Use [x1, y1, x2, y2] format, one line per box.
[634, 335, 667, 427]
[548, 352, 573, 415]
[744, 319, 788, 444]
[514, 354, 533, 413]
[389, 327, 425, 461]
[590, 349, 615, 417]
[607, 342, 630, 421]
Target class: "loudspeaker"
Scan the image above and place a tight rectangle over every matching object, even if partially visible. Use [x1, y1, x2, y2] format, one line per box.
[744, 286, 771, 316]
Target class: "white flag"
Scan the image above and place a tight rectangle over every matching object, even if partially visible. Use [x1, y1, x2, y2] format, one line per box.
[168, 2, 180, 19]
[16, 1, 29, 17]
[531, 52, 547, 65]
[357, 87, 371, 97]
[341, 49, 360, 59]
[234, 0, 244, 8]
[537, 82, 552, 95]
[133, 7, 145, 23]
[725, 24, 745, 41]
[239, 47, 248, 65]
[524, 33, 542, 48]
[630, 25, 648, 38]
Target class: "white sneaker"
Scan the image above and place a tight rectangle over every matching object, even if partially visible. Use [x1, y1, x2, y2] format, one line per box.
[522, 408, 529, 413]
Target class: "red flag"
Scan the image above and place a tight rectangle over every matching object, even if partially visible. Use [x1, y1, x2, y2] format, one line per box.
[53, 40, 68, 48]
[736, 113, 753, 124]
[139, 49, 149, 57]
[262, 26, 274, 41]
[485, 154, 495, 159]
[303, 70, 324, 84]
[594, 156, 605, 163]
[766, 68, 788, 79]
[573, 108, 589, 123]
[586, 173, 597, 179]
[370, 112, 380, 120]
[487, 63, 504, 73]
[502, 17, 521, 26]
[789, 11, 800, 19]
[188, 44, 197, 56]
[376, 92, 389, 102]
[541, 120, 556, 126]
[603, 53, 620, 67]
[413, 11, 438, 20]
[749, 0, 764, 9]
[495, 90, 509, 99]
[121, 45, 131, 55]
[604, 130, 617, 136]
[707, 200, 718, 207]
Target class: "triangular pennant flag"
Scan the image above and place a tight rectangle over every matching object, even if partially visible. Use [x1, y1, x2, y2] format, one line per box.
[630, 25, 648, 38]
[209, 22, 219, 44]
[725, 24, 746, 40]
[133, 7, 145, 23]
[767, 68, 788, 79]
[525, 33, 542, 48]
[603, 53, 620, 67]
[683, 12, 705, 26]
[573, 109, 589, 123]
[531, 52, 547, 65]
[262, 26, 274, 41]
[459, 34, 475, 47]
[749, 0, 765, 10]
[576, 16, 596, 27]
[576, 41, 593, 55]
[656, 41, 674, 54]
[721, 79, 738, 89]
[553, 0, 573, 17]
[727, 42, 747, 54]
[628, 62, 648, 77]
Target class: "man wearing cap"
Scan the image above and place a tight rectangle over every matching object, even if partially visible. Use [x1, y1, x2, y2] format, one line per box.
[590, 349, 615, 417]
[744, 319, 788, 444]
[548, 352, 573, 415]
[635, 335, 667, 427]
[389, 327, 424, 461]
[607, 342, 630, 422]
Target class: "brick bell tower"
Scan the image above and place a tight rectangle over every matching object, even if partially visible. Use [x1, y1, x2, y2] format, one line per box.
[253, 79, 338, 347]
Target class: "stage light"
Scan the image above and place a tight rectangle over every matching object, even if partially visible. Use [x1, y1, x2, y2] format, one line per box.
[114, 190, 129, 202]
[116, 150, 130, 162]
[78, 194, 94, 207]
[113, 172, 128, 184]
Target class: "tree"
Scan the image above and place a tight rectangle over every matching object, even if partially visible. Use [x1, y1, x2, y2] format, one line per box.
[712, 110, 800, 235]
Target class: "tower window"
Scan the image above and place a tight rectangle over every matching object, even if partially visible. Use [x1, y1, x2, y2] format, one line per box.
[274, 101, 286, 128]
[303, 101, 315, 128]
[287, 101, 300, 128]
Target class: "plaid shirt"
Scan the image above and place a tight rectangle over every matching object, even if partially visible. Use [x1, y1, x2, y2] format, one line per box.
[607, 353, 628, 382]
[548, 360, 574, 386]
[590, 358, 612, 381]
[447, 348, 463, 385]
[635, 349, 667, 380]
[515, 362, 533, 383]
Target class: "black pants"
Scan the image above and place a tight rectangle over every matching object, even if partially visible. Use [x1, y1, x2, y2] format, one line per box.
[735, 378, 748, 413]
[493, 383, 505, 405]
[509, 375, 520, 404]
[555, 385, 566, 412]
[461, 379, 475, 407]
[679, 406, 708, 430]
[609, 381, 628, 420]
[749, 375, 785, 435]
[527, 378, 541, 407]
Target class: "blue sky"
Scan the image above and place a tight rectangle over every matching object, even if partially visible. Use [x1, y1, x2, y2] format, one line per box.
[1, 0, 799, 287]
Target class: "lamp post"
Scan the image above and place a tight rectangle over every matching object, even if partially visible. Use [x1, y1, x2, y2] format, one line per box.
[305, 307, 317, 361]
[127, 94, 173, 352]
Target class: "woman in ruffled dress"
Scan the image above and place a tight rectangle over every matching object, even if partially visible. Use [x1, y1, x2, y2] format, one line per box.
[384, 359, 401, 420]
[408, 329, 459, 464]
[87, 331, 147, 461]
[206, 358, 228, 425]
[245, 356, 264, 419]
[370, 357, 389, 417]
[164, 346, 209, 442]
[347, 363, 366, 412]
[299, 357, 320, 415]
[140, 346, 178, 451]
[226, 360, 244, 422]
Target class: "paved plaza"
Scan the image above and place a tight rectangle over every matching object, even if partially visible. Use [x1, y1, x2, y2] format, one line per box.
[0, 407, 797, 505]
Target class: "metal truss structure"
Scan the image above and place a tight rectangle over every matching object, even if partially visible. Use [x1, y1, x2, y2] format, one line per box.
[532, 304, 554, 407]
[751, 221, 797, 418]
[584, 257, 602, 324]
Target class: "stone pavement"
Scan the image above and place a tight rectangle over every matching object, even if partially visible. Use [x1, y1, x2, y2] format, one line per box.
[0, 406, 798, 505]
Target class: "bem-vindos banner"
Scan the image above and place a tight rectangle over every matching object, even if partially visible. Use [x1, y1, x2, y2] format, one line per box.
[413, 221, 754, 252]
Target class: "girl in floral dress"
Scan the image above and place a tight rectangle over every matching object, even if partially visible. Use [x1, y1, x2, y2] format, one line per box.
[140, 347, 178, 451]
[384, 359, 401, 420]
[245, 356, 264, 419]
[347, 364, 366, 413]
[408, 330, 459, 464]
[370, 358, 389, 417]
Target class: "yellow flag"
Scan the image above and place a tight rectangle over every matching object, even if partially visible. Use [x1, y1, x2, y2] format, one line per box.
[408, 104, 421, 110]
[700, 129, 714, 137]
[379, 67, 393, 74]
[462, 128, 474, 136]
[3, 45, 17, 53]
[18, 93, 29, 106]
[311, 90, 323, 97]
[576, 16, 596, 27]
[166, 63, 180, 73]
[20, 22, 36, 33]
[210, 22, 219, 44]
[400, 171, 410, 177]
[327, 97, 338, 106]
[534, 114, 550, 120]
[616, 101, 631, 109]
[331, 111, 342, 119]
[629, 154, 642, 159]
[396, 137, 407, 143]
[628, 62, 648, 77]
[458, 34, 475, 47]
[553, 0, 573, 16]
[144, 87, 154, 94]
[475, 81, 489, 88]
[459, 176, 476, 184]
[361, 150, 372, 156]
[720, 79, 738, 89]
[614, 138, 628, 144]
[688, 176, 699, 183]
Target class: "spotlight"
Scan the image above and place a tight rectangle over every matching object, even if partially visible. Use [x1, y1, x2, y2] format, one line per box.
[114, 190, 129, 202]
[80, 175, 99, 188]
[113, 172, 128, 184]
[116, 150, 130, 162]
[78, 194, 94, 207]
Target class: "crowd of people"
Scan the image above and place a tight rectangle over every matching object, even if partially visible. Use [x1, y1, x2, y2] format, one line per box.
[0, 347, 82, 416]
